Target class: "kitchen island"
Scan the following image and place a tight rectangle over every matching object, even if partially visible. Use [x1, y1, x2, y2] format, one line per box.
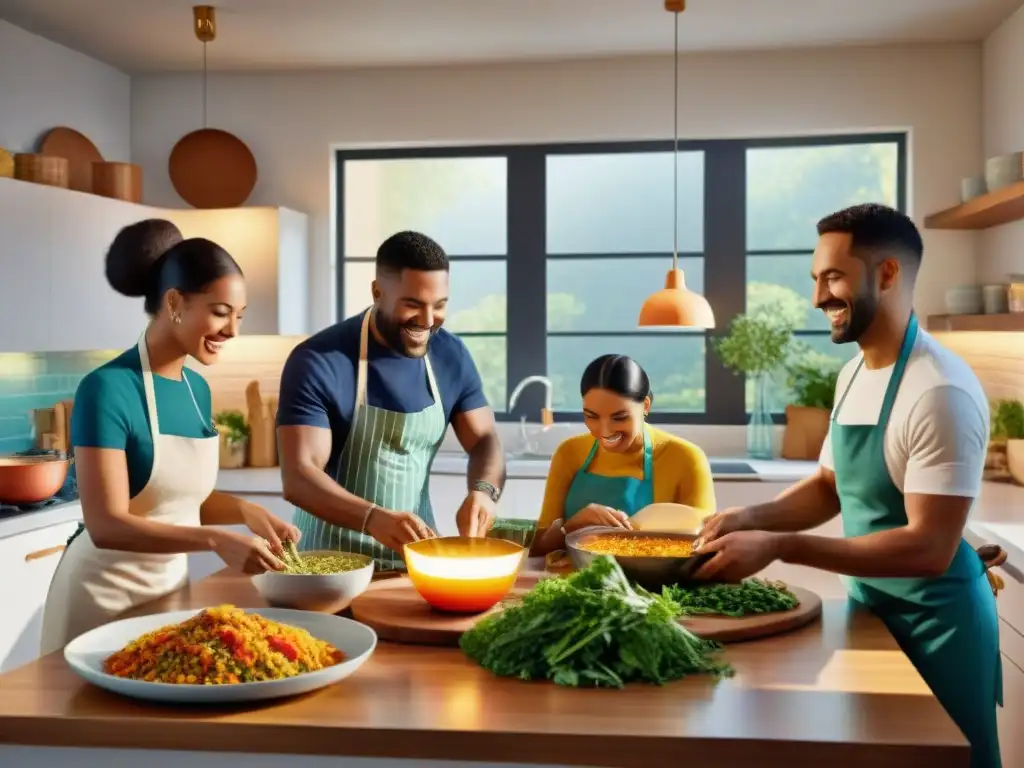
[0, 561, 969, 768]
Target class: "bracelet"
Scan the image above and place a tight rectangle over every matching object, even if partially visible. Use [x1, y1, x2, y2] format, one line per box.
[361, 504, 378, 534]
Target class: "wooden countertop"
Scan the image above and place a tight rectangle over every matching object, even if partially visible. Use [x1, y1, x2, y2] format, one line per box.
[0, 563, 969, 768]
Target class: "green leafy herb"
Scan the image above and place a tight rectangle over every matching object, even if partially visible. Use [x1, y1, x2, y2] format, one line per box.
[713, 314, 793, 377]
[213, 409, 250, 444]
[990, 399, 1024, 440]
[784, 360, 841, 409]
[459, 555, 733, 688]
[664, 579, 799, 618]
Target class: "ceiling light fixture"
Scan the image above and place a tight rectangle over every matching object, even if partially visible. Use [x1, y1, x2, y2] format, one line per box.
[637, 0, 716, 329]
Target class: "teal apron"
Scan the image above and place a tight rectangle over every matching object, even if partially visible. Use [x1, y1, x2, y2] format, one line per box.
[831, 313, 1003, 768]
[293, 310, 446, 572]
[563, 426, 655, 521]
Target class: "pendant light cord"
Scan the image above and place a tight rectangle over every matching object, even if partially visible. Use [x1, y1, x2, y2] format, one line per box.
[672, 10, 679, 271]
[202, 42, 208, 129]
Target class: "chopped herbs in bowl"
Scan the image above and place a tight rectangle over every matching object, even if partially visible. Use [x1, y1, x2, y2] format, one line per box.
[252, 542, 375, 613]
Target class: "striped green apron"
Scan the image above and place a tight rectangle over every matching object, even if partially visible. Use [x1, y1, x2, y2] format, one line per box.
[293, 310, 445, 572]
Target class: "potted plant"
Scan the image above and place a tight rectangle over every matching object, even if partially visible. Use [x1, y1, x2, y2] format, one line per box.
[990, 399, 1024, 484]
[780, 360, 840, 460]
[713, 314, 794, 459]
[213, 409, 250, 470]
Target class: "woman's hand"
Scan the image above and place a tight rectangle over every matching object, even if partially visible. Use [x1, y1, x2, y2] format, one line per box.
[211, 529, 285, 574]
[564, 504, 633, 533]
[240, 502, 301, 556]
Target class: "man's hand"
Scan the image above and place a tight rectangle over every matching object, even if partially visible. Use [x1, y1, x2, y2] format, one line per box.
[694, 506, 751, 547]
[693, 530, 782, 582]
[366, 507, 436, 552]
[456, 491, 497, 538]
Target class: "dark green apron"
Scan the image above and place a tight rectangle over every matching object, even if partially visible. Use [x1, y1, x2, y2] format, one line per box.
[831, 313, 1003, 768]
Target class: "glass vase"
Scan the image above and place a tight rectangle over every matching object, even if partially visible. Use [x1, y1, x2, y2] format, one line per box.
[747, 372, 774, 460]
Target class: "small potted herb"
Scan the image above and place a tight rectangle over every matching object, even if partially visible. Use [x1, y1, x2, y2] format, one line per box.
[990, 399, 1024, 484]
[780, 360, 840, 460]
[713, 314, 794, 459]
[214, 409, 250, 469]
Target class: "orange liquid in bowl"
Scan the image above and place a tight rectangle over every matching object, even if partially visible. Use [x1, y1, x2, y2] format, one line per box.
[404, 537, 525, 613]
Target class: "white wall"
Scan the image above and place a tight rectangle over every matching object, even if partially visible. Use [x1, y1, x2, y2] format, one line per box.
[0, 20, 130, 162]
[131, 44, 983, 332]
[980, 3, 1024, 282]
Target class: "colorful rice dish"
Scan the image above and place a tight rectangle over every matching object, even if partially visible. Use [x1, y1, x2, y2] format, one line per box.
[582, 534, 695, 558]
[103, 605, 345, 685]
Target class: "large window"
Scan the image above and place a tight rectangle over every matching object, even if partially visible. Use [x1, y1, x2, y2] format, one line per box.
[336, 134, 906, 424]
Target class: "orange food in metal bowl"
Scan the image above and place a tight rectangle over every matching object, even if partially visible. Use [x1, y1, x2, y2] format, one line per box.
[581, 534, 694, 558]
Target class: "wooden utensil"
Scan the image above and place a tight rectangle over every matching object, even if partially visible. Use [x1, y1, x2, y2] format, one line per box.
[39, 127, 103, 193]
[52, 402, 67, 454]
[630, 502, 709, 534]
[245, 380, 276, 468]
[14, 153, 68, 188]
[91, 161, 142, 203]
[0, 147, 13, 178]
[61, 399, 74, 454]
[31, 408, 57, 449]
[168, 128, 257, 209]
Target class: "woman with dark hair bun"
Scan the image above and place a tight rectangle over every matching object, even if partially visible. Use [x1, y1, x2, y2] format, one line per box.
[531, 354, 716, 555]
[40, 219, 298, 654]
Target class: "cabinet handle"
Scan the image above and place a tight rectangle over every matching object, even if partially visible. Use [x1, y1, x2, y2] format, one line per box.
[25, 544, 66, 562]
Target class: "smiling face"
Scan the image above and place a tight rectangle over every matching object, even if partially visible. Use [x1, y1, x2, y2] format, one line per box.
[811, 231, 887, 344]
[168, 274, 247, 366]
[372, 267, 449, 358]
[581, 387, 650, 454]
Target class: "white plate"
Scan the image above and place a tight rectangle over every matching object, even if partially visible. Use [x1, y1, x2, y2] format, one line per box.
[63, 607, 377, 704]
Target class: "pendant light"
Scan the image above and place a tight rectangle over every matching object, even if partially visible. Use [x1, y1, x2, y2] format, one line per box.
[637, 0, 716, 329]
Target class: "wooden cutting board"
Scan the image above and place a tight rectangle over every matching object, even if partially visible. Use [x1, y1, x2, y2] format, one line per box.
[245, 380, 277, 467]
[350, 573, 822, 647]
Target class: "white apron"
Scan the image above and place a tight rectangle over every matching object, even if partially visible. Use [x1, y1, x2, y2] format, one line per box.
[39, 333, 219, 655]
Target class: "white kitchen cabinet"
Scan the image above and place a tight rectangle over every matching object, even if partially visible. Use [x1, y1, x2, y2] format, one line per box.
[428, 473, 547, 535]
[0, 520, 81, 673]
[0, 179, 54, 352]
[0, 177, 309, 352]
[713, 481, 791, 509]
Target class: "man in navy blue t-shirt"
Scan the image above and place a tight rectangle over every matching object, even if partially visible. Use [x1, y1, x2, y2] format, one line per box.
[276, 231, 506, 570]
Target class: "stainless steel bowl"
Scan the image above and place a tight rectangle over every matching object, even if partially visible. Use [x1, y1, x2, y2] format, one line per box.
[565, 527, 712, 591]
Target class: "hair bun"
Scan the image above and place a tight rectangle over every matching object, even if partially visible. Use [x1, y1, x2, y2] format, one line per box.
[104, 219, 184, 298]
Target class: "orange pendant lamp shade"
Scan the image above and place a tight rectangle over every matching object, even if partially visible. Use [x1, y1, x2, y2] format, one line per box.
[638, 268, 715, 328]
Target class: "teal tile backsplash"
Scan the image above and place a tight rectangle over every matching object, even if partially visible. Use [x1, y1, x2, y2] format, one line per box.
[0, 350, 119, 454]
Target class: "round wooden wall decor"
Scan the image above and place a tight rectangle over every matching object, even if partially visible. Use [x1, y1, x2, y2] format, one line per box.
[168, 128, 258, 208]
[39, 127, 103, 192]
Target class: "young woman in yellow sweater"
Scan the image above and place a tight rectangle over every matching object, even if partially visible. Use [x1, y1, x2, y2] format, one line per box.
[532, 354, 716, 555]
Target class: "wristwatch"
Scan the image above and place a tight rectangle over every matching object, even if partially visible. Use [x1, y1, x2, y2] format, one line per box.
[471, 479, 502, 503]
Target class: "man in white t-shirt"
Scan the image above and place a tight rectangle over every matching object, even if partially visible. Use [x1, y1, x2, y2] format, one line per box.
[695, 203, 1002, 768]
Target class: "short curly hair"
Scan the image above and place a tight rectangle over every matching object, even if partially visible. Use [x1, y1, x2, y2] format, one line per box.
[375, 231, 449, 276]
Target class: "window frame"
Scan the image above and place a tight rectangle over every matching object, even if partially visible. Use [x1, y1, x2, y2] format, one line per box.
[334, 132, 907, 425]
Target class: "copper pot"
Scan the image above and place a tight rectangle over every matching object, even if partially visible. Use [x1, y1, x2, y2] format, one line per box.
[0, 456, 71, 504]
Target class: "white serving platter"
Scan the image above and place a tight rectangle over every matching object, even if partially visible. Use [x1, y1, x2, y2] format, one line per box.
[64, 607, 377, 704]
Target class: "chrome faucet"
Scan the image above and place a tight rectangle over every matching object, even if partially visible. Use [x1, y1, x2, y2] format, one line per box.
[508, 375, 553, 422]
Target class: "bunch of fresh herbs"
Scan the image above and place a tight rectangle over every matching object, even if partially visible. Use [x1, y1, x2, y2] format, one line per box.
[990, 399, 1024, 441]
[784, 360, 841, 410]
[213, 409, 250, 444]
[664, 579, 799, 618]
[459, 556, 733, 688]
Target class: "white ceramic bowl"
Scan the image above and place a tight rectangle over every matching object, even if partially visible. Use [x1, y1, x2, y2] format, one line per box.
[252, 550, 375, 613]
[64, 607, 377, 704]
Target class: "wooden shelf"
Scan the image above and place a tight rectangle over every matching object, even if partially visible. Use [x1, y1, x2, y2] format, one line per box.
[924, 180, 1024, 230]
[927, 313, 1024, 332]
